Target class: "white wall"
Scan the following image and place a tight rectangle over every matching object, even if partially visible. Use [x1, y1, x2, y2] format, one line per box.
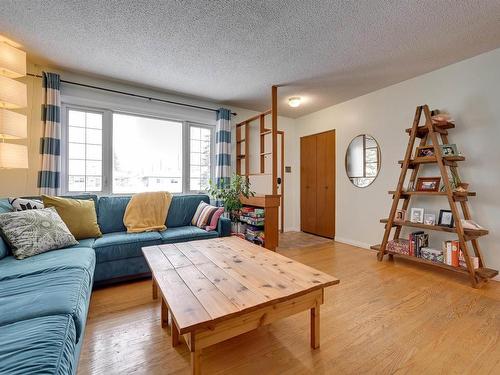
[293, 48, 500, 274]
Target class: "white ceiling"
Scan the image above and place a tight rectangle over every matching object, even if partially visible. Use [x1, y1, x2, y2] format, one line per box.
[0, 0, 499, 118]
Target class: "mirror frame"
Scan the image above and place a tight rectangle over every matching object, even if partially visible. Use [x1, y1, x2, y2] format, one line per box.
[345, 134, 381, 188]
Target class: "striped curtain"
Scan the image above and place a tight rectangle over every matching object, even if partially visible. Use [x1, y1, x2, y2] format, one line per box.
[38, 72, 61, 195]
[215, 108, 231, 187]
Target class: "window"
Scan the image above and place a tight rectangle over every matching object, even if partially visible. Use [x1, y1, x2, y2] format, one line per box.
[189, 125, 212, 191]
[113, 113, 183, 193]
[66, 109, 103, 192]
[63, 105, 214, 194]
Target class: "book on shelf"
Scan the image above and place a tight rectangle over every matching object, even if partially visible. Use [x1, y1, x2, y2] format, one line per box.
[451, 240, 459, 267]
[421, 247, 444, 263]
[409, 231, 427, 257]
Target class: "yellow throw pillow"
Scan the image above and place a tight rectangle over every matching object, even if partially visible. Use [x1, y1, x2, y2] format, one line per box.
[41, 195, 102, 240]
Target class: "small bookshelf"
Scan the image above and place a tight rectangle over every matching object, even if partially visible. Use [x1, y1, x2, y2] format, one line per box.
[239, 194, 280, 251]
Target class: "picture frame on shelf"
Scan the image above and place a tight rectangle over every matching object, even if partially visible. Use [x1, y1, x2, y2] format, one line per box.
[424, 213, 436, 225]
[416, 146, 435, 158]
[395, 209, 406, 221]
[410, 208, 424, 223]
[416, 177, 441, 192]
[438, 209, 454, 228]
[440, 144, 458, 157]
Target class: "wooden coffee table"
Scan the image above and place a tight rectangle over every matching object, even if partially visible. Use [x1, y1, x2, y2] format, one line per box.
[142, 237, 339, 375]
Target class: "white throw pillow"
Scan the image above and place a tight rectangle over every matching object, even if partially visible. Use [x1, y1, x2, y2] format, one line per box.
[8, 197, 44, 211]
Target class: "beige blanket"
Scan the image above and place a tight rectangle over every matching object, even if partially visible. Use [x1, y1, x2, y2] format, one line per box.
[123, 192, 172, 233]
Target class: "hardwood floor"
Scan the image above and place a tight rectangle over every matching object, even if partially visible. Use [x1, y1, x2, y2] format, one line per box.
[79, 235, 500, 375]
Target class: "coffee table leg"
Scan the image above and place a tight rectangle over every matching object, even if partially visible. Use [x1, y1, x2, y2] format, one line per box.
[161, 298, 169, 329]
[310, 303, 320, 349]
[191, 350, 200, 375]
[152, 279, 158, 300]
[172, 319, 180, 347]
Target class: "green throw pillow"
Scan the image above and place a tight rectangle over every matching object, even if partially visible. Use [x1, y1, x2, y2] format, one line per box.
[0, 207, 78, 259]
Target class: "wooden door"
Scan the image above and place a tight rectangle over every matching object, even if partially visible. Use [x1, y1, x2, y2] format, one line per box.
[300, 135, 317, 233]
[315, 130, 335, 238]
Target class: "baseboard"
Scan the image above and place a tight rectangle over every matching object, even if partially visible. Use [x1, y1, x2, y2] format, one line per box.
[492, 275, 500, 283]
[335, 237, 372, 250]
[283, 226, 300, 232]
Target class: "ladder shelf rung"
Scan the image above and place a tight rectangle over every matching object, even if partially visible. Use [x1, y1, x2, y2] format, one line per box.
[379, 219, 489, 239]
[388, 190, 476, 198]
[398, 155, 465, 167]
[405, 122, 455, 137]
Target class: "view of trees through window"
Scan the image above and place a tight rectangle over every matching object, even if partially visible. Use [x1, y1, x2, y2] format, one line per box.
[113, 113, 183, 193]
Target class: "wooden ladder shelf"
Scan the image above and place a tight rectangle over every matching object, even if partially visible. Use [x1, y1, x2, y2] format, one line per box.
[371, 105, 498, 288]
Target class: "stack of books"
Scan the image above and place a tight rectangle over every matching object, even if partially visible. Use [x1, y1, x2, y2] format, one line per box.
[245, 225, 264, 246]
[409, 231, 429, 257]
[239, 207, 265, 226]
[442, 240, 479, 269]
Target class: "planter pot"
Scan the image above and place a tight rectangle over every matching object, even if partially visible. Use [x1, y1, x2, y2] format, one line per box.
[231, 221, 238, 233]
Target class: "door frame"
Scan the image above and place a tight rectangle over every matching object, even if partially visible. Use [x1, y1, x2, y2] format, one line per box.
[300, 130, 336, 238]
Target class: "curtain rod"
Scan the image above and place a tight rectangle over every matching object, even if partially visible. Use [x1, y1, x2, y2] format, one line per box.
[26, 73, 237, 116]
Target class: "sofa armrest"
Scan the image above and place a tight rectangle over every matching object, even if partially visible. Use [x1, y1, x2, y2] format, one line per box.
[217, 217, 232, 237]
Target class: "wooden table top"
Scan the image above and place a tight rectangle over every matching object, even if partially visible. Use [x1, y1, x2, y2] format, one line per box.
[142, 237, 339, 334]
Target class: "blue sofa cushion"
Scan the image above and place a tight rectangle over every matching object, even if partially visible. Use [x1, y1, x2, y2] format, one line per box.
[0, 315, 76, 375]
[94, 256, 151, 283]
[97, 196, 131, 234]
[0, 247, 95, 282]
[93, 231, 162, 263]
[68, 238, 95, 249]
[166, 194, 209, 228]
[0, 268, 91, 342]
[160, 225, 219, 243]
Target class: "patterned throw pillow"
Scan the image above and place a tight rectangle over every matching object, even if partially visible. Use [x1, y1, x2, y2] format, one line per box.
[195, 204, 221, 229]
[0, 207, 78, 259]
[205, 207, 224, 231]
[191, 201, 209, 225]
[8, 197, 44, 211]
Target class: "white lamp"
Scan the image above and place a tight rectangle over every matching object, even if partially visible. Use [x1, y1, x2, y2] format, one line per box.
[0, 75, 27, 109]
[0, 109, 27, 139]
[0, 42, 26, 78]
[0, 38, 28, 169]
[0, 142, 28, 169]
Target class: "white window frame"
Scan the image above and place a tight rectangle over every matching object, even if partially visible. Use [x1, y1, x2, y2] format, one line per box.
[61, 103, 215, 195]
[186, 122, 215, 194]
[61, 104, 110, 194]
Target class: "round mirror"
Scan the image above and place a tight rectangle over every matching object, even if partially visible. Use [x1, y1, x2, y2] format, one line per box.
[345, 134, 381, 188]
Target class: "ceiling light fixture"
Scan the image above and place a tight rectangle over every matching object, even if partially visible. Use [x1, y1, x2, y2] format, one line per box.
[288, 97, 301, 108]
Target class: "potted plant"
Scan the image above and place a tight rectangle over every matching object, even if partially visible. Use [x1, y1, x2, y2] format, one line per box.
[208, 174, 255, 232]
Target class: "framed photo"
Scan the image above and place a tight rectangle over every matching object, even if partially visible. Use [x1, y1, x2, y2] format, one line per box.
[395, 209, 406, 221]
[416, 177, 441, 192]
[440, 144, 458, 157]
[424, 213, 436, 225]
[410, 208, 424, 223]
[438, 209, 454, 227]
[416, 146, 435, 158]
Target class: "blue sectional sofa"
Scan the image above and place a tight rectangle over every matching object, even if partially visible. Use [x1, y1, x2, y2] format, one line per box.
[0, 194, 230, 375]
